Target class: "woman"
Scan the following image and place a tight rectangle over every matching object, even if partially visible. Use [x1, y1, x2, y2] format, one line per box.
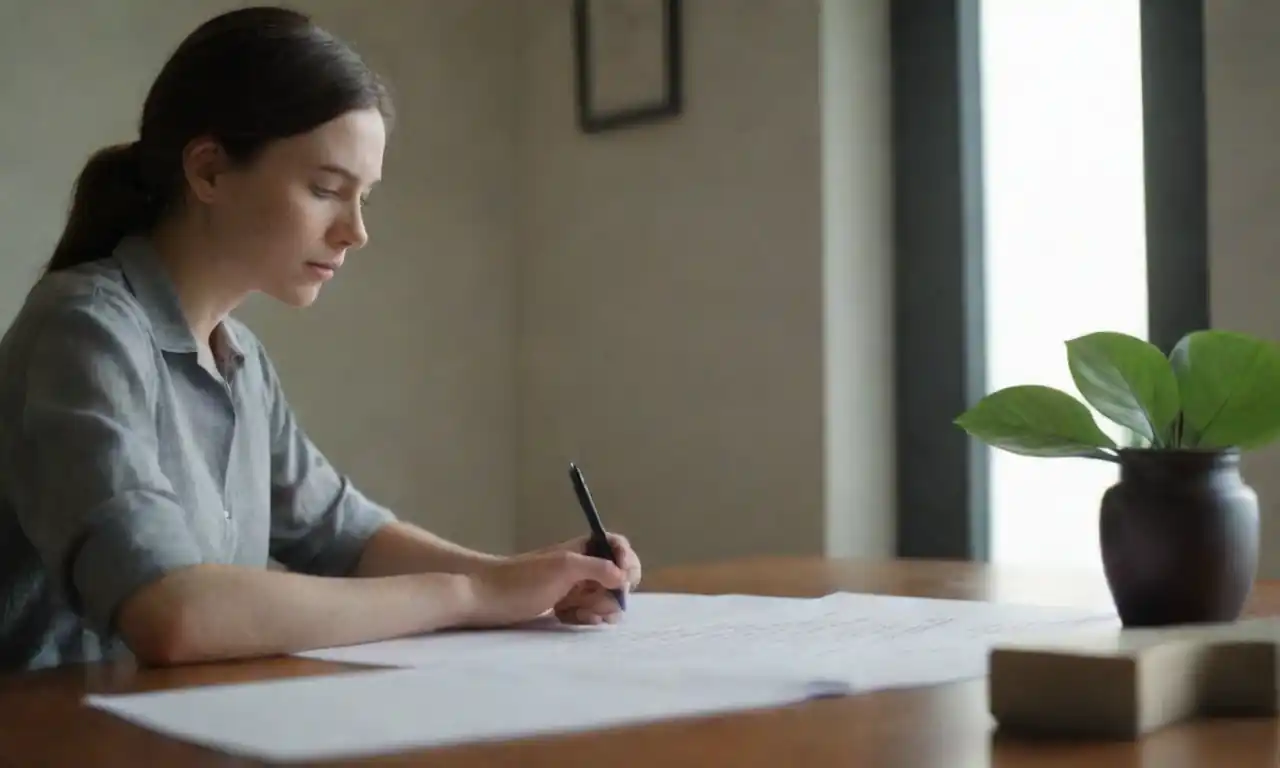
[0, 6, 640, 672]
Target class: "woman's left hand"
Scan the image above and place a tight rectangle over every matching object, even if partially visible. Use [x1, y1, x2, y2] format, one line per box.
[530, 533, 641, 625]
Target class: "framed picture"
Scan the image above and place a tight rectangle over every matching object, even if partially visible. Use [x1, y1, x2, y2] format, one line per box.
[572, 0, 683, 134]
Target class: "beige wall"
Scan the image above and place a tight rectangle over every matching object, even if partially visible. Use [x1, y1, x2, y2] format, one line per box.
[0, 0, 894, 568]
[1206, 3, 1280, 577]
[514, 0, 893, 566]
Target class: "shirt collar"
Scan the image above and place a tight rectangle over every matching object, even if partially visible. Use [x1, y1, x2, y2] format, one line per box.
[113, 235, 246, 367]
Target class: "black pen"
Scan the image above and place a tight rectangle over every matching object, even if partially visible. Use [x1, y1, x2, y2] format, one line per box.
[568, 461, 627, 611]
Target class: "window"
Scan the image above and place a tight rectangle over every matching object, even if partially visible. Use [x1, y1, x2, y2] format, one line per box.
[979, 0, 1148, 569]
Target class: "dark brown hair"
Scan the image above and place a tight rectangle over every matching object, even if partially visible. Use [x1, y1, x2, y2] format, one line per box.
[46, 5, 394, 272]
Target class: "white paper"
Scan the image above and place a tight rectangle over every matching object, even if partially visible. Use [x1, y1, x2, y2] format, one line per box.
[84, 662, 827, 763]
[86, 592, 1118, 762]
[299, 592, 1118, 691]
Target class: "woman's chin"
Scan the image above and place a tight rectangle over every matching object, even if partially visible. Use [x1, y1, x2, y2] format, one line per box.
[264, 281, 324, 308]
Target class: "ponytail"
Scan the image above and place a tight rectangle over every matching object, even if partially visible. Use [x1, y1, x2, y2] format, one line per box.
[46, 142, 161, 273]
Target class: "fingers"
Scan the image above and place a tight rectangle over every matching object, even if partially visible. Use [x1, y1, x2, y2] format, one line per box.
[540, 542, 635, 628]
[555, 533, 640, 589]
[556, 606, 619, 625]
[562, 581, 623, 613]
[584, 588, 624, 618]
[556, 599, 616, 625]
[606, 533, 642, 588]
[555, 583, 623, 625]
[561, 552, 627, 589]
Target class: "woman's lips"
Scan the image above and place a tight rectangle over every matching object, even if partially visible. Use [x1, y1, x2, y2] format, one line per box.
[305, 261, 338, 280]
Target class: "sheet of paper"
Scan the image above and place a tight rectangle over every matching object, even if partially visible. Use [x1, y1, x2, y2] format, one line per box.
[86, 592, 1117, 761]
[299, 592, 1118, 692]
[84, 662, 827, 763]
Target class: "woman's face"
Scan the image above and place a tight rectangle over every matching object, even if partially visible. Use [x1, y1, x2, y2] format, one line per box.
[193, 107, 387, 307]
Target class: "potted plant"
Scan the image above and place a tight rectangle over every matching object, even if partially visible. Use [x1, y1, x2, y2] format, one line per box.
[954, 330, 1280, 627]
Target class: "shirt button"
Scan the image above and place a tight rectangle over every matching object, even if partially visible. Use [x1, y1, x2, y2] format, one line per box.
[223, 508, 231, 520]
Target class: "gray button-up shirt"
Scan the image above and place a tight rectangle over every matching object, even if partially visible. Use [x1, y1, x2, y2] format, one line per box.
[0, 235, 397, 671]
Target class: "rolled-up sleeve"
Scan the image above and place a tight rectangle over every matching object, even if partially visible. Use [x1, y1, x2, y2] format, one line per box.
[9, 291, 205, 634]
[257, 347, 396, 577]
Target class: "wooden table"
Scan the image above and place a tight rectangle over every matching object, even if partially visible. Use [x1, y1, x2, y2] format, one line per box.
[3, 556, 1280, 766]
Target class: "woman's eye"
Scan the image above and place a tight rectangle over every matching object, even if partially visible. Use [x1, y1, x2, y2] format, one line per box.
[310, 185, 340, 198]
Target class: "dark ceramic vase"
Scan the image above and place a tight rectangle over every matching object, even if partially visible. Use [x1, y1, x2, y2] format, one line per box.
[1099, 448, 1259, 627]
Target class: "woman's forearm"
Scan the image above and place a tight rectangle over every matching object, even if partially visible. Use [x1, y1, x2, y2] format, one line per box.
[352, 521, 506, 578]
[115, 563, 474, 666]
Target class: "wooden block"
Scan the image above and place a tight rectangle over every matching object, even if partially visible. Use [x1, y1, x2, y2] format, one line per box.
[988, 618, 1280, 739]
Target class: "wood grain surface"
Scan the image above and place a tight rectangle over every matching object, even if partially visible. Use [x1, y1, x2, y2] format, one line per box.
[3, 556, 1279, 767]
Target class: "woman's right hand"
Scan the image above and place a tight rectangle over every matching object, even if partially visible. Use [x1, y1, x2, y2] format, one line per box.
[460, 551, 628, 628]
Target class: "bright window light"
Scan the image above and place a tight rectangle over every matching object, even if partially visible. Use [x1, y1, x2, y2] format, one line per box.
[979, 0, 1149, 569]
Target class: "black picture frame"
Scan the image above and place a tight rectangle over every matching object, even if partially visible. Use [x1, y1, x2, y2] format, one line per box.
[572, 0, 683, 134]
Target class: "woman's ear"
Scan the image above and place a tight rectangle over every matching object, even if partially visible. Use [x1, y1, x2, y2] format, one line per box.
[180, 137, 232, 205]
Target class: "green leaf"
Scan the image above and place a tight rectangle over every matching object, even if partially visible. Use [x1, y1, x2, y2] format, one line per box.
[954, 384, 1118, 459]
[1170, 330, 1280, 449]
[1065, 331, 1181, 447]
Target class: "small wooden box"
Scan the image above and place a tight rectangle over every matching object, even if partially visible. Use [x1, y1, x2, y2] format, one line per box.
[989, 618, 1280, 738]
